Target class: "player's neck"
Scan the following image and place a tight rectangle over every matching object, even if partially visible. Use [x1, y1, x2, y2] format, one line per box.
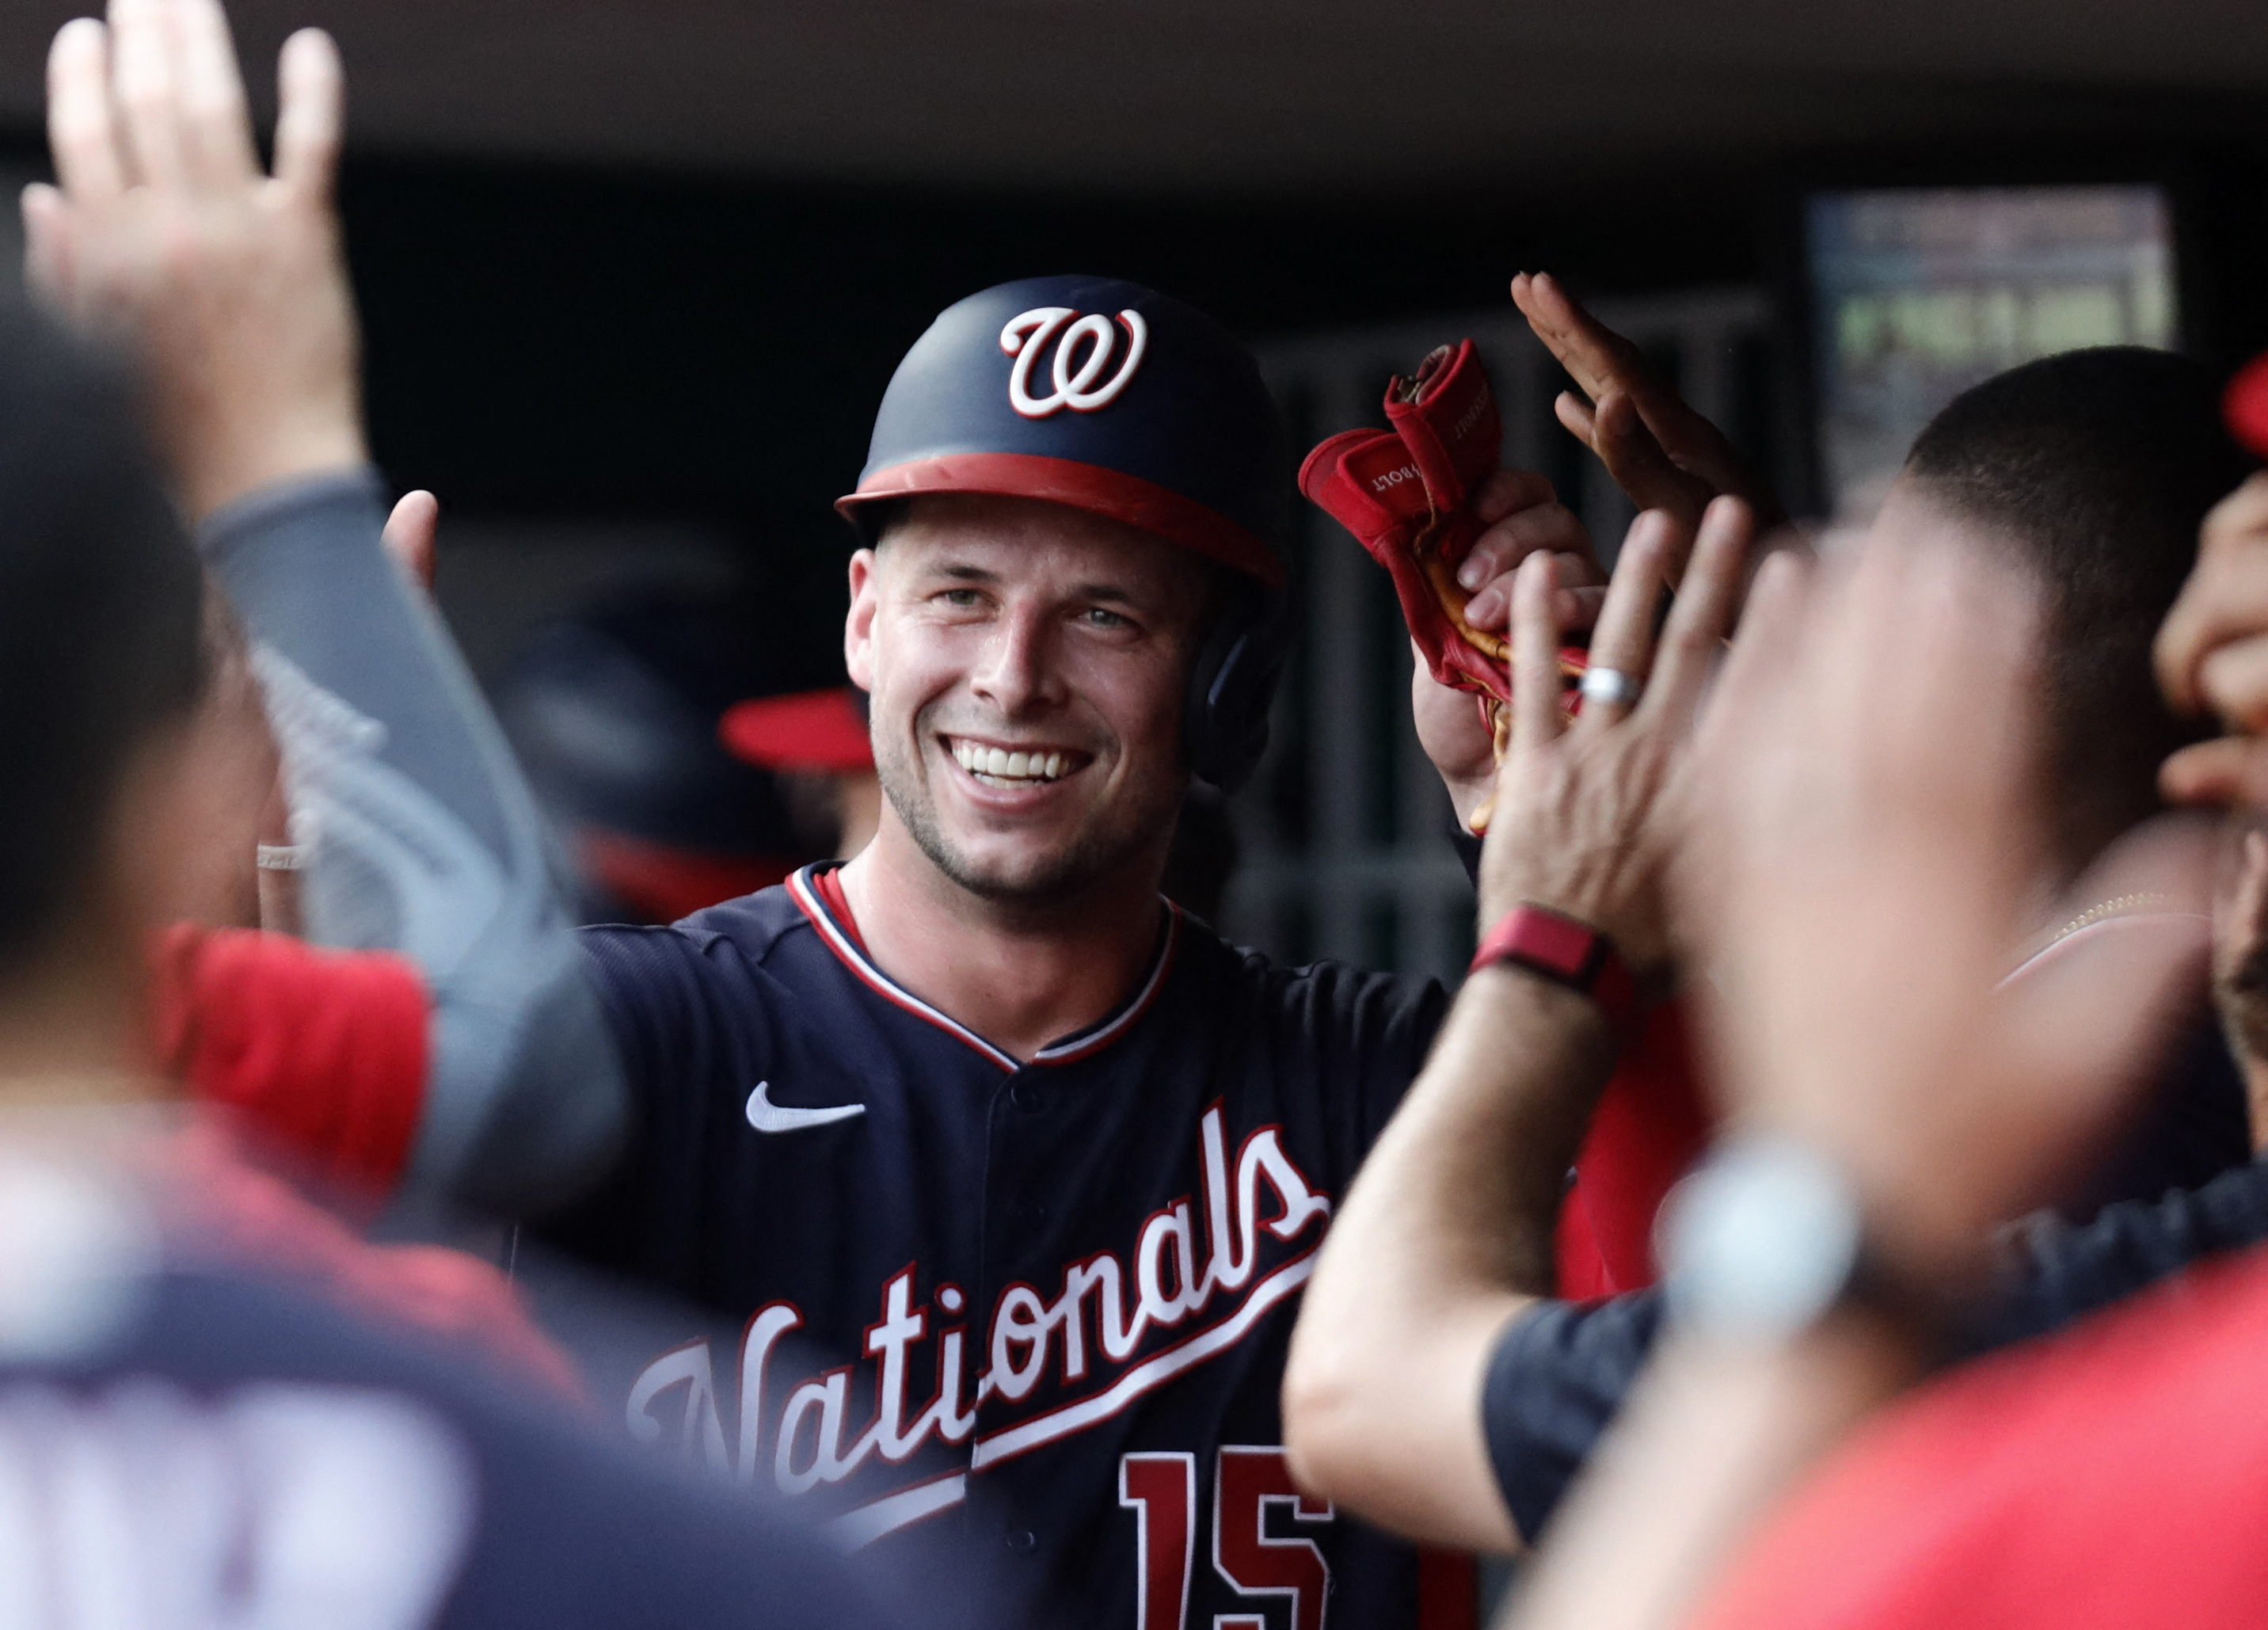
[837, 825, 1169, 1064]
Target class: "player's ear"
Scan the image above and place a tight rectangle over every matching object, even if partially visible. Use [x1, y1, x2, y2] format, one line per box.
[845, 547, 881, 691]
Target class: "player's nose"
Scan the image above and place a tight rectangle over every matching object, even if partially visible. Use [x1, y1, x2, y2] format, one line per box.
[968, 603, 1068, 716]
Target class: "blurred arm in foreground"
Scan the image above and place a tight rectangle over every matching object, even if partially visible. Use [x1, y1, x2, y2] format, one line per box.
[1284, 497, 1756, 1549]
[26, 0, 624, 1212]
[0, 265, 907, 1630]
[1294, 346, 2262, 1558]
[1505, 531, 2215, 1630]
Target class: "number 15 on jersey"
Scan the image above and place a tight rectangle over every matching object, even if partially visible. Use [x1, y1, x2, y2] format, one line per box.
[1119, 1447, 1334, 1630]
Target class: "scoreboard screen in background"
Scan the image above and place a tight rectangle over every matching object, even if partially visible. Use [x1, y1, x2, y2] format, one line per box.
[1806, 185, 2178, 524]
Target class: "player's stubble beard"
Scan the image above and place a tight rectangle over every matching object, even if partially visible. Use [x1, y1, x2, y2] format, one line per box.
[873, 703, 1184, 916]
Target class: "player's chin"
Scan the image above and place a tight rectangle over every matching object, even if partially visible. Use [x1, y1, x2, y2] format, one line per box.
[944, 836, 1102, 901]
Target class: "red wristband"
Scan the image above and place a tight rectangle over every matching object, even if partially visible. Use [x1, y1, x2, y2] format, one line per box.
[1469, 904, 1638, 1032]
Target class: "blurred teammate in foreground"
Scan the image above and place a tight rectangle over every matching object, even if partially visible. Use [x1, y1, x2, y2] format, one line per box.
[1287, 338, 2259, 1552]
[0, 286, 908, 1624]
[1496, 407, 2268, 1630]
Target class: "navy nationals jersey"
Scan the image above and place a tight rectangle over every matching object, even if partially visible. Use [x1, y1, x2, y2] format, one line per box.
[546, 863, 1448, 1629]
[0, 1261, 908, 1629]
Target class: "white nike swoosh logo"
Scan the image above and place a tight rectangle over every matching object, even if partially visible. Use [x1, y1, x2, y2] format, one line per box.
[745, 1080, 867, 1134]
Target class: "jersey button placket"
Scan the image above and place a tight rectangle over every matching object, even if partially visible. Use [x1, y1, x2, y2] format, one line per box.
[979, 1066, 1054, 1446]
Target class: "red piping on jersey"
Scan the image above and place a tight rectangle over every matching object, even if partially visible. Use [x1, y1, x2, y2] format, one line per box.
[786, 863, 1181, 1073]
[809, 863, 870, 954]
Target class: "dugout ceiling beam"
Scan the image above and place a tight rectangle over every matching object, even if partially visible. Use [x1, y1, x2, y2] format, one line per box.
[0, 0, 2262, 194]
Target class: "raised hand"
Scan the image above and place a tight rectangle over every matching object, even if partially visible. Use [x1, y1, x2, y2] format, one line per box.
[1684, 535, 2209, 1282]
[1476, 496, 1756, 978]
[23, 0, 363, 521]
[1512, 271, 1785, 543]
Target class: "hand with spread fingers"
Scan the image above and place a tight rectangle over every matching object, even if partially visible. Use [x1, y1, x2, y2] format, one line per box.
[22, 0, 363, 521]
[1475, 495, 1757, 979]
[1512, 271, 1786, 543]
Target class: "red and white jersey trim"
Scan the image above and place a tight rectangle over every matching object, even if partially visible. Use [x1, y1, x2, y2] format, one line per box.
[787, 864, 1182, 1074]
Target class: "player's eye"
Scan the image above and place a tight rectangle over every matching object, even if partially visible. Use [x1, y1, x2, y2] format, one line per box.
[1082, 607, 1131, 630]
[940, 588, 985, 608]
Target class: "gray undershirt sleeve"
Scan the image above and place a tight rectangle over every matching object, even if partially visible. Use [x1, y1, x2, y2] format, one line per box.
[196, 467, 627, 1213]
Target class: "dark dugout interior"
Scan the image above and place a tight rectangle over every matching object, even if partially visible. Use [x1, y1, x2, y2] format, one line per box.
[300, 141, 2268, 682]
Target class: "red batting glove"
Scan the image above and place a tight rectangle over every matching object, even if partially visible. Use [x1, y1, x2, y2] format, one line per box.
[1300, 340, 1586, 714]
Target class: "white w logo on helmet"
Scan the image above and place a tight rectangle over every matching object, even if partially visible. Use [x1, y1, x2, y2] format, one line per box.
[999, 307, 1150, 418]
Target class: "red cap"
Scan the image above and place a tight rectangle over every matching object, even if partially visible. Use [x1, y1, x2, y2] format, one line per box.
[718, 686, 874, 774]
[2228, 351, 2268, 459]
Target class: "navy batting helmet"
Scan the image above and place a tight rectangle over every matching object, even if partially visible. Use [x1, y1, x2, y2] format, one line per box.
[836, 275, 1292, 793]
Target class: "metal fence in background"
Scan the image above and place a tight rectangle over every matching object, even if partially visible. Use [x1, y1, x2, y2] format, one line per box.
[1223, 286, 1795, 984]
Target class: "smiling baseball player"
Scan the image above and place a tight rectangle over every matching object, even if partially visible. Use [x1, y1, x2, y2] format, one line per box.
[161, 260, 1625, 1624]
[36, 5, 1634, 1608]
[548, 278, 1474, 1627]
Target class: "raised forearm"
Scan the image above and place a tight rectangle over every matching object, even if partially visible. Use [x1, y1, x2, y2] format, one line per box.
[1286, 968, 1617, 1549]
[197, 473, 626, 1209]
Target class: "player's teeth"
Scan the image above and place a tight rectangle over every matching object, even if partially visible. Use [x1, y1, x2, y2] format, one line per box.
[950, 740, 1073, 782]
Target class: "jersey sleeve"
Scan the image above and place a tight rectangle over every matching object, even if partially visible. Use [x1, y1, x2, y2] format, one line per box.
[1961, 1156, 2268, 1355]
[1478, 1289, 1665, 1544]
[194, 471, 628, 1213]
[154, 924, 428, 1199]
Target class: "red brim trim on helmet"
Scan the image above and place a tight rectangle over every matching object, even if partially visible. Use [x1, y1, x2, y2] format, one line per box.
[2227, 351, 2268, 460]
[837, 452, 1285, 588]
[719, 687, 874, 774]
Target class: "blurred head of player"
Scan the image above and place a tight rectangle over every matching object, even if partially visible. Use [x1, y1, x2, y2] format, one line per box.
[848, 492, 1217, 908]
[0, 301, 206, 1076]
[1870, 346, 2255, 884]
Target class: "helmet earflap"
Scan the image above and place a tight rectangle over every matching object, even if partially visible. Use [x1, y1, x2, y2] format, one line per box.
[1183, 581, 1292, 794]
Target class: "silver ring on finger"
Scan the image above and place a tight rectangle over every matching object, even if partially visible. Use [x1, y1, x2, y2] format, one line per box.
[1579, 665, 1643, 709]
